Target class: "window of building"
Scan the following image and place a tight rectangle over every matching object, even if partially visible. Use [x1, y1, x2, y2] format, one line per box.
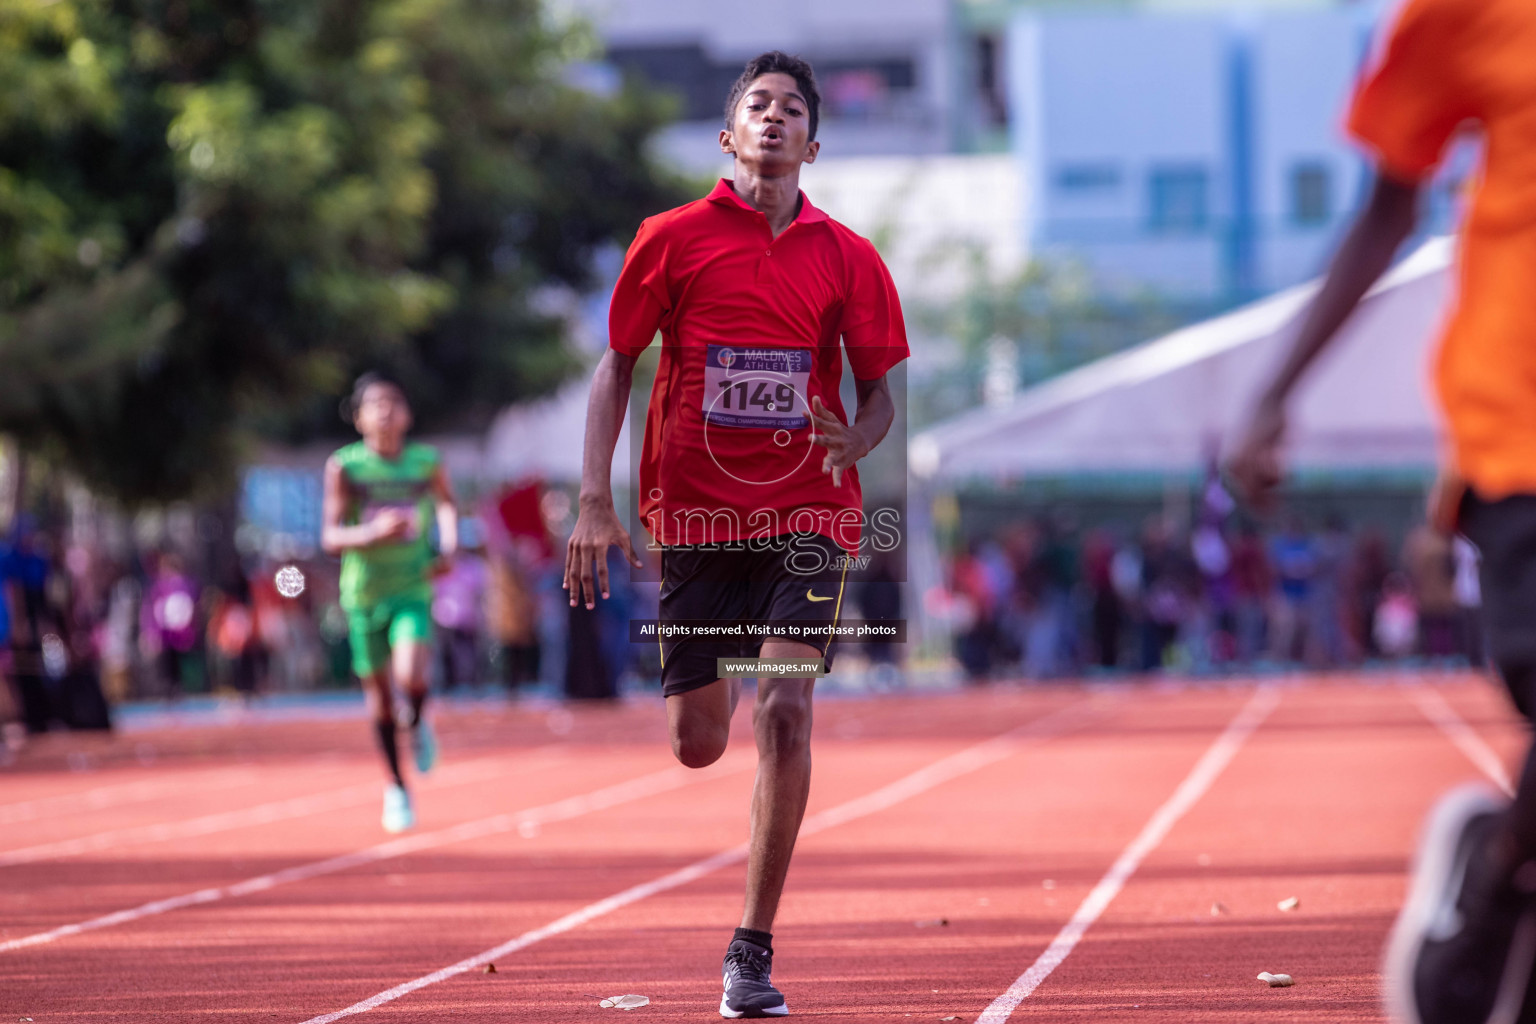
[605, 44, 732, 121]
[606, 46, 921, 126]
[820, 58, 917, 120]
[1055, 163, 1122, 193]
[1148, 165, 1210, 233]
[975, 35, 1007, 128]
[1290, 161, 1332, 226]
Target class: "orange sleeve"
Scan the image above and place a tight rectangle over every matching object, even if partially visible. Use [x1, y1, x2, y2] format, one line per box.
[1346, 0, 1474, 181]
[608, 217, 672, 357]
[838, 238, 910, 381]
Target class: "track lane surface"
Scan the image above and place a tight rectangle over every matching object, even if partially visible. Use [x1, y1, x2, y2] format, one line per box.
[984, 679, 1519, 1023]
[370, 688, 1269, 1023]
[1, 674, 1521, 1023]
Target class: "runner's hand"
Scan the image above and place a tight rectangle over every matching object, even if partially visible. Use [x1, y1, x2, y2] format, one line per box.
[1229, 396, 1286, 512]
[564, 501, 644, 609]
[1427, 465, 1467, 536]
[369, 508, 415, 544]
[809, 395, 869, 488]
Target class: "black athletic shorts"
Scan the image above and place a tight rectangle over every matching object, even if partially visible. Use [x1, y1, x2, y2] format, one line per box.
[1462, 492, 1536, 670]
[659, 532, 849, 697]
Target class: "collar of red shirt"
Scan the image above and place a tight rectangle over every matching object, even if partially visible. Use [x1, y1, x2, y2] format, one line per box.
[707, 178, 829, 225]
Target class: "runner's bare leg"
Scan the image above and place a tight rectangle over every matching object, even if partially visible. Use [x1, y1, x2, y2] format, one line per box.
[362, 670, 403, 783]
[740, 639, 818, 932]
[668, 676, 742, 768]
[393, 638, 430, 704]
[363, 671, 394, 724]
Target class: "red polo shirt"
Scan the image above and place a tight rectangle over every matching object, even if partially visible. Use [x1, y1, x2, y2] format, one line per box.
[610, 179, 909, 552]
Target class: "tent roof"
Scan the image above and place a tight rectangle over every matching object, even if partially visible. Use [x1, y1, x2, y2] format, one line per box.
[484, 379, 632, 485]
[911, 237, 1454, 483]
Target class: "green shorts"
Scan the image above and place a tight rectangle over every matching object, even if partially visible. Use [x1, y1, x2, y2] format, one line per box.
[345, 595, 433, 678]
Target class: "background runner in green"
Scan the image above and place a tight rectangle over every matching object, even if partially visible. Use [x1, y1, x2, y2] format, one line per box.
[333, 440, 441, 610]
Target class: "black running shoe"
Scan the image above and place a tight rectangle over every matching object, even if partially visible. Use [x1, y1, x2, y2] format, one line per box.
[1384, 784, 1536, 1024]
[720, 939, 788, 1018]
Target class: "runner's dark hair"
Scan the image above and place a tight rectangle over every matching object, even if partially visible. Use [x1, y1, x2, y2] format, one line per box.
[723, 51, 821, 142]
[342, 370, 409, 422]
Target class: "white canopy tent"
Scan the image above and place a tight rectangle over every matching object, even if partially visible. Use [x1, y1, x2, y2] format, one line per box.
[484, 379, 630, 485]
[911, 237, 1455, 484]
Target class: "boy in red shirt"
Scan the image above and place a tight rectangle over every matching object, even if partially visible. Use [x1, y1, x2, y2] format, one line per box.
[1232, 1, 1536, 1020]
[565, 51, 908, 1018]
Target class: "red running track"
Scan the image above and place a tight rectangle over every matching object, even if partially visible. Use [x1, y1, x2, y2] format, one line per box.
[0, 673, 1525, 1023]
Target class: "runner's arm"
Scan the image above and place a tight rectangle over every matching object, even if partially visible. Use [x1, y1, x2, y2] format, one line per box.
[320, 457, 408, 554]
[564, 349, 645, 609]
[851, 373, 895, 455]
[1230, 168, 1421, 505]
[430, 464, 459, 559]
[810, 374, 894, 488]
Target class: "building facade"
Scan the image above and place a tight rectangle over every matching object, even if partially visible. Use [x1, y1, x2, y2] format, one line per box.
[1007, 6, 1378, 301]
[569, 0, 1474, 311]
[563, 0, 964, 170]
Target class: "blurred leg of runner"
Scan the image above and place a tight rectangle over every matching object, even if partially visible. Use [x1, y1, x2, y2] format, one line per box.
[360, 662, 410, 833]
[393, 630, 436, 776]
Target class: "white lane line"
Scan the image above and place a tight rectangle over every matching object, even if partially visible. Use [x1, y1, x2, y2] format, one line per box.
[1406, 683, 1515, 795]
[0, 769, 263, 827]
[975, 685, 1281, 1023]
[0, 751, 552, 868]
[0, 756, 748, 954]
[296, 698, 1104, 1024]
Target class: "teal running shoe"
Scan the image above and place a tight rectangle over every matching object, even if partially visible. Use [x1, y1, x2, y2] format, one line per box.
[382, 783, 415, 833]
[412, 719, 438, 775]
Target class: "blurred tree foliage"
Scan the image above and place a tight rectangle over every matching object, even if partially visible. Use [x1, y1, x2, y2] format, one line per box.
[0, 0, 687, 503]
[909, 245, 1209, 429]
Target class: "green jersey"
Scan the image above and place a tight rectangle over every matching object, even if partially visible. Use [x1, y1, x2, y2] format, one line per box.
[334, 440, 440, 609]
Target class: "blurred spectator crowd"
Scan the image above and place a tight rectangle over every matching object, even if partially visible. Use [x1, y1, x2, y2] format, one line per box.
[0, 473, 1488, 735]
[0, 481, 601, 733]
[939, 502, 1483, 681]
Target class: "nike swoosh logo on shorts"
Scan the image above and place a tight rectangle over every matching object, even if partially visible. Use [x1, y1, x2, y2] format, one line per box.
[806, 589, 833, 603]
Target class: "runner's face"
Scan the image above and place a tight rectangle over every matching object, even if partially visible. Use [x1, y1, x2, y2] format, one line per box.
[354, 383, 412, 447]
[723, 73, 818, 172]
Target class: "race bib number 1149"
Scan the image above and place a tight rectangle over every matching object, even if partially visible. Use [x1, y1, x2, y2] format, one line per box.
[703, 345, 813, 430]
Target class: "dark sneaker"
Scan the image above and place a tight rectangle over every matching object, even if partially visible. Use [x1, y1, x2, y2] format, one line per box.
[1384, 784, 1536, 1024]
[720, 939, 788, 1018]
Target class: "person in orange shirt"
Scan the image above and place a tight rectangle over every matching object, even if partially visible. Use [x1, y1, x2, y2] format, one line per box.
[1231, 1, 1536, 1021]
